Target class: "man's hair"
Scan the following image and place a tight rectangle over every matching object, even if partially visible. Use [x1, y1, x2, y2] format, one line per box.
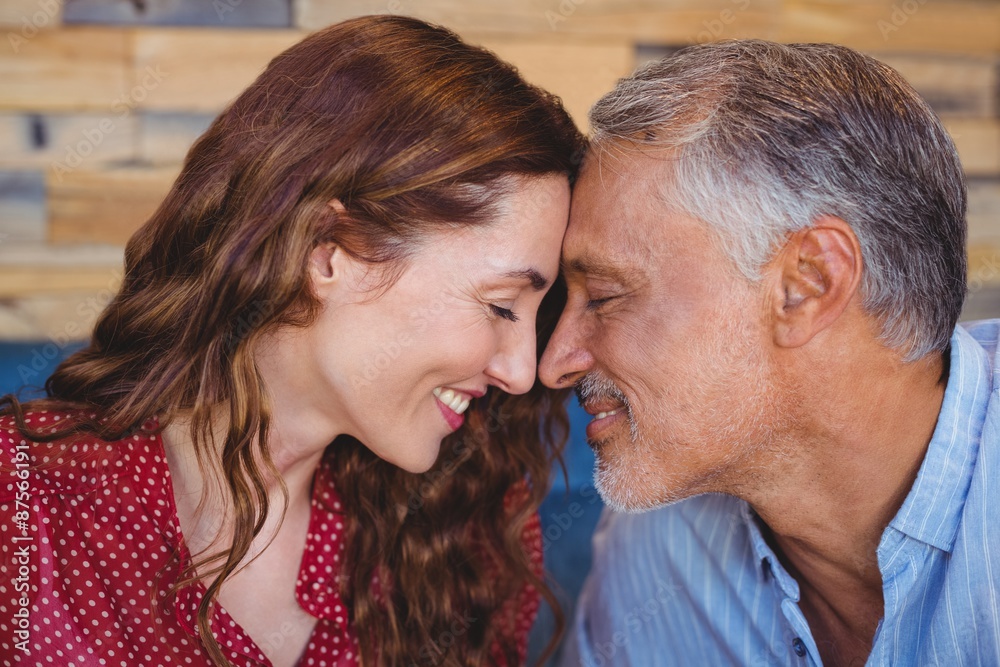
[590, 40, 967, 361]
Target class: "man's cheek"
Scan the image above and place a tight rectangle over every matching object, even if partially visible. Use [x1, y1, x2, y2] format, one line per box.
[614, 318, 665, 368]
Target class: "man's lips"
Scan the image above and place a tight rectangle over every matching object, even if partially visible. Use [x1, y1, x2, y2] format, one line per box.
[582, 399, 625, 417]
[582, 400, 627, 441]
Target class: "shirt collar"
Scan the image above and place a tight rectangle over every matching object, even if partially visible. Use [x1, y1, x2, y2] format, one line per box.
[741, 500, 801, 601]
[887, 325, 993, 552]
[294, 450, 352, 624]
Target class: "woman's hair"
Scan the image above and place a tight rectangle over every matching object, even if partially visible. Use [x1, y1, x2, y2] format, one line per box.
[2, 15, 583, 666]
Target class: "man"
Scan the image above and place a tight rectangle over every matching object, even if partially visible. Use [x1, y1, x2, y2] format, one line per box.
[541, 40, 999, 667]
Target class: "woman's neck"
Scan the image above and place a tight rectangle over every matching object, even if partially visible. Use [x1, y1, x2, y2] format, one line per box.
[159, 404, 329, 564]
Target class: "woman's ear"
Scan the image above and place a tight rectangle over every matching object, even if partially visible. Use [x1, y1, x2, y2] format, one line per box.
[768, 216, 863, 349]
[310, 198, 350, 286]
[328, 198, 347, 216]
[310, 243, 340, 283]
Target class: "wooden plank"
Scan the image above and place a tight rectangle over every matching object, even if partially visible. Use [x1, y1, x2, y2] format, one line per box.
[0, 0, 61, 29]
[968, 177, 1000, 294]
[0, 27, 130, 112]
[874, 53, 998, 118]
[0, 170, 45, 241]
[6, 295, 87, 343]
[969, 243, 1000, 293]
[968, 180, 1000, 246]
[0, 241, 124, 268]
[295, 0, 563, 34]
[545, 5, 780, 44]
[131, 28, 304, 112]
[47, 166, 179, 245]
[779, 1, 1000, 55]
[0, 267, 121, 298]
[473, 36, 635, 130]
[293, 0, 783, 42]
[130, 27, 631, 123]
[943, 120, 1000, 178]
[0, 246, 119, 340]
[62, 0, 290, 28]
[138, 112, 214, 164]
[0, 216, 44, 243]
[0, 112, 136, 169]
[0, 304, 39, 339]
[963, 285, 1000, 320]
[134, 28, 631, 129]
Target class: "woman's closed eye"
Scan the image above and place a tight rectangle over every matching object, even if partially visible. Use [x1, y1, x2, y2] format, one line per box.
[490, 304, 520, 322]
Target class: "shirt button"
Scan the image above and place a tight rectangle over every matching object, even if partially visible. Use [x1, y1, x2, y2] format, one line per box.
[792, 637, 807, 657]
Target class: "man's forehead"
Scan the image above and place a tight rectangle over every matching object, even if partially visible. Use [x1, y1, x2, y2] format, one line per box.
[563, 149, 665, 277]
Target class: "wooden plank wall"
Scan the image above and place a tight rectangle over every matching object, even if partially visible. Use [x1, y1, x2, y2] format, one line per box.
[0, 0, 998, 339]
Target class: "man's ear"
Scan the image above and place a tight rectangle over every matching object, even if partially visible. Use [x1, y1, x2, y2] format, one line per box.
[769, 216, 863, 349]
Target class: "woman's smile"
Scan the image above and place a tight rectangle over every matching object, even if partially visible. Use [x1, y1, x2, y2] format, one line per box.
[433, 386, 480, 430]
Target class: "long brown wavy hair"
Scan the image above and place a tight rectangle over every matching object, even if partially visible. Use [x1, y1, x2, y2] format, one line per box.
[1, 15, 583, 667]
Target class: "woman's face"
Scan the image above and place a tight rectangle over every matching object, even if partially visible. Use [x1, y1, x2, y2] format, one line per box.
[292, 175, 570, 473]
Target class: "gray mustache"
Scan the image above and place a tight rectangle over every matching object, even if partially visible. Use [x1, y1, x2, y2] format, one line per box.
[575, 373, 629, 408]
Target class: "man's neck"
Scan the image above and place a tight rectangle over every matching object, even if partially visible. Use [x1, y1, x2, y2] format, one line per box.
[741, 345, 947, 665]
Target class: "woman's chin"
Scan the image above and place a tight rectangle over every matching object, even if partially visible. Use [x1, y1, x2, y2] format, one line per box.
[380, 444, 442, 475]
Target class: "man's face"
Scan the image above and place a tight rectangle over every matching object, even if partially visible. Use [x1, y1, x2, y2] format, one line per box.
[539, 148, 787, 512]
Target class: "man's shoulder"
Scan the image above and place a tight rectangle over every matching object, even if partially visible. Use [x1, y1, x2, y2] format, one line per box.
[956, 319, 1000, 459]
[960, 319, 999, 385]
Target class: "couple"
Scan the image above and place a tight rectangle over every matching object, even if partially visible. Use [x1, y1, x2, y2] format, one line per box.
[1, 15, 997, 667]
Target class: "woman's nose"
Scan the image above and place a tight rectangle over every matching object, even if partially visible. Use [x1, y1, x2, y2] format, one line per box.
[485, 330, 538, 396]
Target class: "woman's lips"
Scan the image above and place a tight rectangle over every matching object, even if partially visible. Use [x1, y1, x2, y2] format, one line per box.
[433, 387, 478, 431]
[435, 396, 466, 430]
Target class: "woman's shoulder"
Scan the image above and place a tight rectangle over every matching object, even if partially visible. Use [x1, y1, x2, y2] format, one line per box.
[0, 408, 161, 503]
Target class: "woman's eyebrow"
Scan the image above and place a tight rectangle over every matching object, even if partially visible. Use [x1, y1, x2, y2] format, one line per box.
[501, 268, 549, 291]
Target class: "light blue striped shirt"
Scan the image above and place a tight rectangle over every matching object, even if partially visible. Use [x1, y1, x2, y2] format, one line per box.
[561, 321, 1000, 667]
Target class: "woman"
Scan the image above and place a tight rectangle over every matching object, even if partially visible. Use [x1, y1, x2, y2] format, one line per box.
[0, 15, 583, 667]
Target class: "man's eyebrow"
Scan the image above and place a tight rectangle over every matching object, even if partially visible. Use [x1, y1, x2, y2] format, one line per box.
[563, 256, 633, 283]
[501, 268, 549, 291]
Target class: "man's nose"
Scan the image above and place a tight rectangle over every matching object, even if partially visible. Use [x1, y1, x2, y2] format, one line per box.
[539, 311, 594, 389]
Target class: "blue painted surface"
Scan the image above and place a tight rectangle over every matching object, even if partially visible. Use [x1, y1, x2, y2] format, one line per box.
[528, 402, 602, 665]
[0, 340, 86, 399]
[0, 341, 601, 661]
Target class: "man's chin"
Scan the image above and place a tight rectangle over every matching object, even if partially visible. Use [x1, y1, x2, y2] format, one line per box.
[593, 458, 684, 515]
[585, 434, 611, 453]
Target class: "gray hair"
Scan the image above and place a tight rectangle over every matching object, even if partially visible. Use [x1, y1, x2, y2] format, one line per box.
[590, 40, 967, 361]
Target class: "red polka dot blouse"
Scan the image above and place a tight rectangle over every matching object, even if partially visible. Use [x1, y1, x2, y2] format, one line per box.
[0, 411, 543, 666]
